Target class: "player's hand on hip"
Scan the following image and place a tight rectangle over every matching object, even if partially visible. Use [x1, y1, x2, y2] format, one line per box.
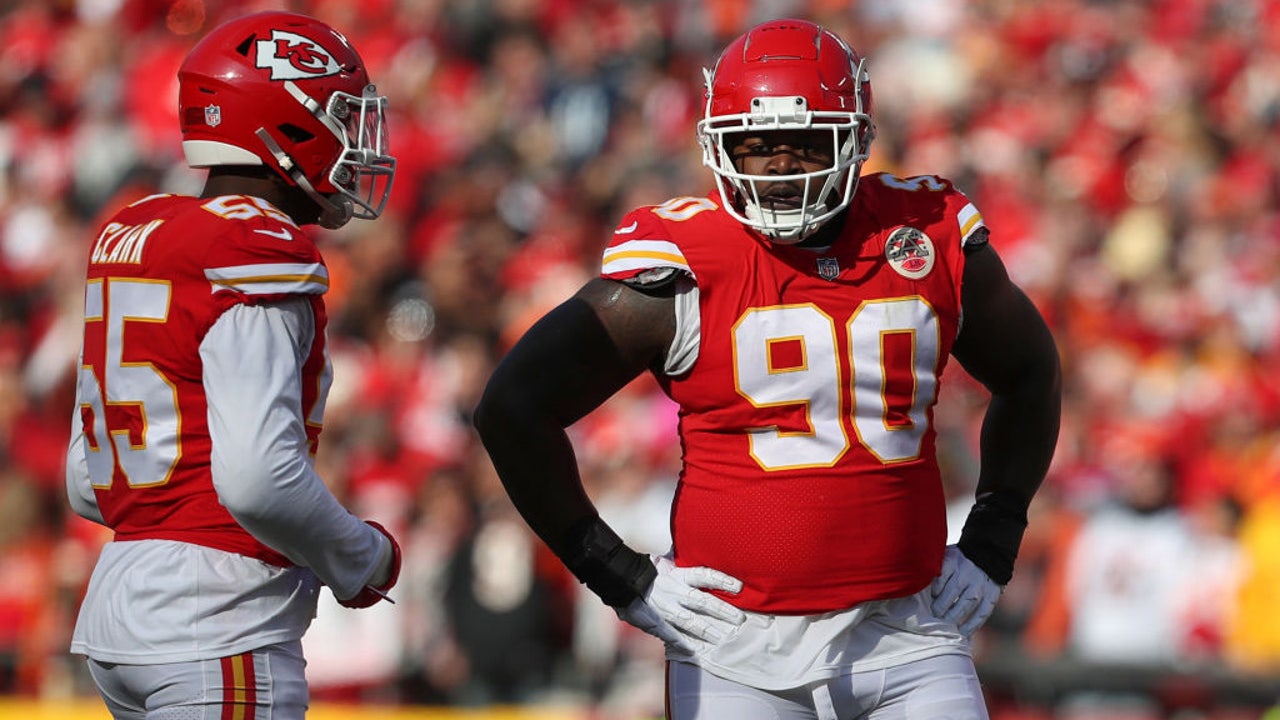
[930, 544, 1002, 637]
[616, 554, 746, 654]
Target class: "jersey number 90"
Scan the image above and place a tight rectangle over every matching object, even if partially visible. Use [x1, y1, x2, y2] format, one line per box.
[733, 298, 940, 470]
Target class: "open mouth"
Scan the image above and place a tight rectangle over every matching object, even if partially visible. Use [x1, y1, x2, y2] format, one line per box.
[760, 194, 803, 211]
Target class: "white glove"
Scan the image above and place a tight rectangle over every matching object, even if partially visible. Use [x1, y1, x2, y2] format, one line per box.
[930, 544, 1003, 637]
[616, 554, 746, 655]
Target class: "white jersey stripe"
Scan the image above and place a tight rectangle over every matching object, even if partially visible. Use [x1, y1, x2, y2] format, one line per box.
[603, 239, 688, 260]
[957, 203, 985, 244]
[602, 239, 691, 276]
[205, 263, 329, 295]
[602, 254, 692, 277]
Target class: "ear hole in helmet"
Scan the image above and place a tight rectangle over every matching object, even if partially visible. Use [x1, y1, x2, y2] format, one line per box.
[278, 124, 315, 143]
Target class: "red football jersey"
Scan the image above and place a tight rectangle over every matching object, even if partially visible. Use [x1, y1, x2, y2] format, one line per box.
[75, 194, 331, 567]
[600, 173, 987, 614]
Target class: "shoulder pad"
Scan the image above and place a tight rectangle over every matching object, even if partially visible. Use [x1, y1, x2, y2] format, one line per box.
[870, 173, 956, 195]
[963, 226, 990, 252]
[620, 266, 682, 295]
[868, 174, 988, 248]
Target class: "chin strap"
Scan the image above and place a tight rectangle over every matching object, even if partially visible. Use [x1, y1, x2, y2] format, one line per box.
[253, 128, 354, 229]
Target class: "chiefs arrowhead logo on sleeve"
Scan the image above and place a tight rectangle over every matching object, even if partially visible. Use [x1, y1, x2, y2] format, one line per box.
[255, 30, 342, 80]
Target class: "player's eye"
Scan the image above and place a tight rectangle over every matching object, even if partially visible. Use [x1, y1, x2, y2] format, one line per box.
[796, 145, 833, 163]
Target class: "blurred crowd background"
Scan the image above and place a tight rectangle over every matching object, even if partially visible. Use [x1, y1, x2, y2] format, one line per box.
[2, 0, 1280, 718]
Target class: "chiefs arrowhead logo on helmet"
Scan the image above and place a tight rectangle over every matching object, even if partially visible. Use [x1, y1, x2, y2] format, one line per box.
[255, 30, 341, 80]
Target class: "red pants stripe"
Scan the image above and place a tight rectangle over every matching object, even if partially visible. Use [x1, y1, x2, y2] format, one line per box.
[220, 652, 257, 720]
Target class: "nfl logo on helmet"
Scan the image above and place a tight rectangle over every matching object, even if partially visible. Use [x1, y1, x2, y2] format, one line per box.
[204, 104, 221, 128]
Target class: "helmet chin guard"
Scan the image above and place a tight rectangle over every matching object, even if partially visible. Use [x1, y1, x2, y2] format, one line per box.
[697, 19, 875, 242]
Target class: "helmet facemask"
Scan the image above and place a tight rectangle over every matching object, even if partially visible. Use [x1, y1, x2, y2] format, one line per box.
[698, 57, 875, 244]
[322, 84, 395, 222]
[257, 80, 395, 229]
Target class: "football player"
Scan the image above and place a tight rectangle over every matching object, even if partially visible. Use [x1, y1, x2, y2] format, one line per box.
[65, 11, 399, 719]
[474, 18, 1062, 720]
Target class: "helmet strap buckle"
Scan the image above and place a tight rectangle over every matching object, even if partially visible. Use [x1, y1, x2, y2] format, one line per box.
[254, 128, 353, 229]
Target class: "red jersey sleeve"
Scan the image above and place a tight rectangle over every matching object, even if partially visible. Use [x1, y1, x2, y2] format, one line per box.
[599, 202, 699, 282]
[196, 195, 329, 305]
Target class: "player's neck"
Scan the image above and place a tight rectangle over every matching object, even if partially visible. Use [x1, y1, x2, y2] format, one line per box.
[201, 168, 316, 225]
[793, 212, 848, 251]
[201, 167, 282, 201]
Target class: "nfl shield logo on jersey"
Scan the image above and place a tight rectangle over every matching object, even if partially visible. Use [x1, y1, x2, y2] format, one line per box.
[885, 226, 935, 279]
[816, 256, 840, 281]
[204, 104, 222, 128]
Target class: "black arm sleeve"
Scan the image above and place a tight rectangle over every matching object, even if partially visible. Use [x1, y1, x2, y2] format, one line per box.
[472, 280, 675, 606]
[951, 244, 1063, 584]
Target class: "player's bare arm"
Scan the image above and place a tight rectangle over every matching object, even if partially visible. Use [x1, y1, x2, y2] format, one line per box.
[476, 277, 746, 650]
[473, 277, 675, 597]
[949, 241, 1063, 584]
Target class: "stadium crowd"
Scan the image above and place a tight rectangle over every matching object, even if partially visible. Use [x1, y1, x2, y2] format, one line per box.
[1, 0, 1280, 718]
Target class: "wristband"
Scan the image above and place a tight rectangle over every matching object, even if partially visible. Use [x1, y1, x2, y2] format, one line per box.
[957, 492, 1028, 585]
[338, 520, 402, 609]
[557, 516, 657, 608]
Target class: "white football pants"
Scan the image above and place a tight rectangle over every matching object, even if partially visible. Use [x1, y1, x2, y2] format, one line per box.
[85, 640, 307, 720]
[667, 652, 990, 720]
